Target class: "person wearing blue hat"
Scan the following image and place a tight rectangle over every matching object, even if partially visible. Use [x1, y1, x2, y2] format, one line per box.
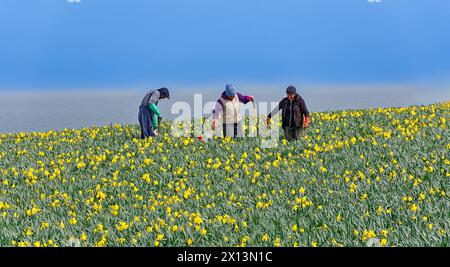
[138, 87, 170, 139]
[212, 84, 254, 137]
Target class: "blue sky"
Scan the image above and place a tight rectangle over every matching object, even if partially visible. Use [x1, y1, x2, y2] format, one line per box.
[0, 0, 449, 90]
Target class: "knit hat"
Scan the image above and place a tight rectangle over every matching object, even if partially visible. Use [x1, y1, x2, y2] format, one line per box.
[225, 84, 236, 97]
[158, 87, 170, 99]
[286, 85, 297, 95]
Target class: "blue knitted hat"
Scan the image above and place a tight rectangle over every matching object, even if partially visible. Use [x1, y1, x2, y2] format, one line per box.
[225, 84, 236, 97]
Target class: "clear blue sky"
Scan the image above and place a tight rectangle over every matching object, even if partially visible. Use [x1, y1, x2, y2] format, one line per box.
[0, 0, 449, 90]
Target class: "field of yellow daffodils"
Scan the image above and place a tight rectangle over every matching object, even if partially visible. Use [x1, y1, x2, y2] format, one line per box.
[0, 103, 449, 247]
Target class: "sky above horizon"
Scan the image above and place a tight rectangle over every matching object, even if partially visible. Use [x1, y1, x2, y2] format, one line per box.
[0, 0, 450, 90]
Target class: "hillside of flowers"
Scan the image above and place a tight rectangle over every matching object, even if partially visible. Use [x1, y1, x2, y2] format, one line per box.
[0, 103, 448, 247]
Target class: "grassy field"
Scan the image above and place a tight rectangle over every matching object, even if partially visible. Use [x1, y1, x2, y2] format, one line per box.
[0, 102, 449, 247]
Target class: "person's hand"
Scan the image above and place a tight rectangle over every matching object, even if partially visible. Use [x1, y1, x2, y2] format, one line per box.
[212, 119, 218, 130]
[248, 96, 255, 102]
[303, 116, 310, 128]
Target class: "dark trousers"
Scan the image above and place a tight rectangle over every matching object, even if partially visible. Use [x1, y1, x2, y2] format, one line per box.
[138, 105, 156, 139]
[283, 126, 304, 141]
[223, 123, 238, 138]
[222, 122, 244, 138]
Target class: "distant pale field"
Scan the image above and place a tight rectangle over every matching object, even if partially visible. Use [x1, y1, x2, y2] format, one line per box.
[0, 102, 448, 247]
[0, 86, 448, 133]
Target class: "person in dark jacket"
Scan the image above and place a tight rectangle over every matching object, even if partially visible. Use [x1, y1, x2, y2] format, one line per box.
[138, 88, 170, 139]
[266, 85, 310, 141]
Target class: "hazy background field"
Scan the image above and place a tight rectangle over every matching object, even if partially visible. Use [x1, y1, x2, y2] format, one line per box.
[1, 85, 449, 133]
